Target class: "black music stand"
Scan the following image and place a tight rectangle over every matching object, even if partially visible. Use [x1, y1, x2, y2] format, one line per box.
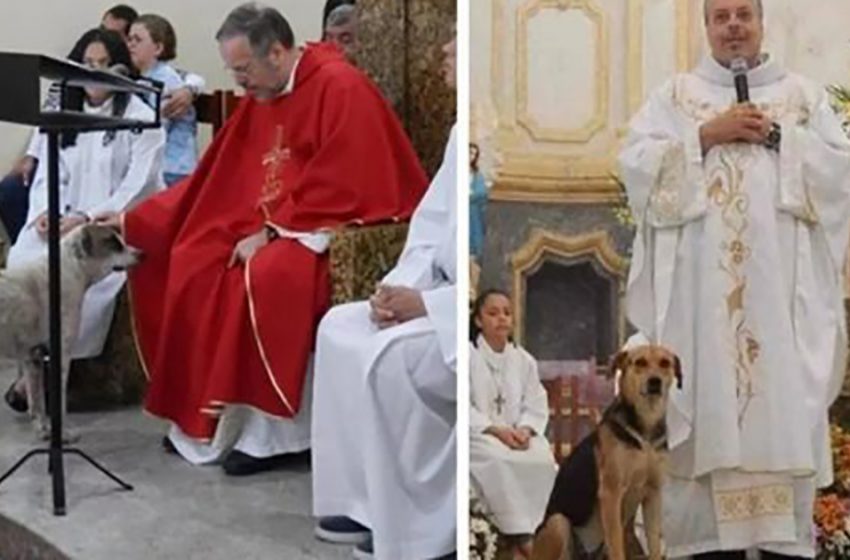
[0, 53, 162, 515]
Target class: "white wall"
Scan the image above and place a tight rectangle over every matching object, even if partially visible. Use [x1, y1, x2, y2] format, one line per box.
[472, 0, 850, 195]
[691, 0, 850, 89]
[0, 0, 324, 170]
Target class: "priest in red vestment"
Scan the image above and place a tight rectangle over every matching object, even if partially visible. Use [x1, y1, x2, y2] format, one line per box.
[102, 4, 428, 474]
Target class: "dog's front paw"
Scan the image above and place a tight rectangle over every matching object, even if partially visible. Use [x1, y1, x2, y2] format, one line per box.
[61, 429, 80, 444]
[33, 423, 80, 444]
[34, 420, 50, 441]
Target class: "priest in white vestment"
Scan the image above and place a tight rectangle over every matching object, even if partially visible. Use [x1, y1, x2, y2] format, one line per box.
[7, 30, 164, 360]
[619, 1, 850, 558]
[469, 289, 557, 552]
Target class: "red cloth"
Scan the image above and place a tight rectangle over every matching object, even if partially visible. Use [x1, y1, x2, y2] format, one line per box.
[126, 44, 428, 440]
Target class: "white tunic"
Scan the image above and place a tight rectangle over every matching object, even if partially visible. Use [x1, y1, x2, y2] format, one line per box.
[470, 336, 556, 535]
[619, 55, 850, 558]
[312, 125, 458, 560]
[7, 95, 164, 358]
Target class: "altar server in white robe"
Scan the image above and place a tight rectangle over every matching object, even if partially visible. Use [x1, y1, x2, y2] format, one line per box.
[619, 1, 850, 558]
[469, 288, 557, 553]
[7, 28, 164, 359]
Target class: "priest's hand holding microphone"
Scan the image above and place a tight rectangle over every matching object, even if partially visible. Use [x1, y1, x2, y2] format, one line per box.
[699, 57, 781, 154]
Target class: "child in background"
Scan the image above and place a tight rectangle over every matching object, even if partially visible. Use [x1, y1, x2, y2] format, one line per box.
[128, 14, 198, 186]
[470, 289, 557, 559]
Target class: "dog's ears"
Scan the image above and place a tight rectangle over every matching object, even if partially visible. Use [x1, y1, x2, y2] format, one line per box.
[102, 223, 122, 237]
[674, 355, 683, 389]
[609, 350, 630, 379]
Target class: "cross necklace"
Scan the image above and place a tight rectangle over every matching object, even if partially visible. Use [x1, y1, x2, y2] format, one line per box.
[484, 353, 507, 416]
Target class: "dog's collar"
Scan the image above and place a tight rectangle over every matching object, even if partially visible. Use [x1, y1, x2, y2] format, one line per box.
[607, 406, 668, 452]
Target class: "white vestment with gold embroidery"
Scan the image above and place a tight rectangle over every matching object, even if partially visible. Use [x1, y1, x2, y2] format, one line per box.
[469, 337, 557, 535]
[619, 55, 850, 558]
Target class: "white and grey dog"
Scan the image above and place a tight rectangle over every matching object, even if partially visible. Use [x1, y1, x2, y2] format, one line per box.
[0, 224, 141, 440]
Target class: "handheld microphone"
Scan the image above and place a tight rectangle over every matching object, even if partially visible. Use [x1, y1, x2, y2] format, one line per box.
[730, 57, 750, 103]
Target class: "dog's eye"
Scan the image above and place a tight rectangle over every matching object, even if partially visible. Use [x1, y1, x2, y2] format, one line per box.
[635, 358, 649, 368]
[659, 358, 671, 368]
[107, 234, 124, 252]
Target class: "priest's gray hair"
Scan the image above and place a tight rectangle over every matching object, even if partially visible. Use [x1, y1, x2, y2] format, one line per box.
[704, 0, 764, 23]
[216, 2, 295, 55]
[326, 4, 356, 29]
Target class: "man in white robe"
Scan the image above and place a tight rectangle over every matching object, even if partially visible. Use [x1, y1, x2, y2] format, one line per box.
[311, 33, 457, 560]
[470, 334, 556, 541]
[619, 0, 850, 557]
[311, 121, 457, 560]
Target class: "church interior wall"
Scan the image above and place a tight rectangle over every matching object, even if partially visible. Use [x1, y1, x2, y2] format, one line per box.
[0, 1, 324, 171]
[471, 0, 850, 364]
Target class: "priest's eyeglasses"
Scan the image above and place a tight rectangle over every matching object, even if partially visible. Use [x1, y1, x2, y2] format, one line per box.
[226, 59, 256, 78]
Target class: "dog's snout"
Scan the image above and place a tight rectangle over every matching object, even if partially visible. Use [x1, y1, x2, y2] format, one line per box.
[111, 247, 144, 272]
[647, 376, 663, 394]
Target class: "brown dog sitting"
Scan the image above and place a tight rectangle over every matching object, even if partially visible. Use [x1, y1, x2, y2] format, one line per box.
[531, 345, 681, 560]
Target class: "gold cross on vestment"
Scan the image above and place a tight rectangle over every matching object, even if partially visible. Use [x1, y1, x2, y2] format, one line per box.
[258, 125, 291, 213]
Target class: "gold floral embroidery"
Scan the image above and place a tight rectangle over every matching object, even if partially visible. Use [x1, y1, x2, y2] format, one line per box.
[257, 125, 291, 219]
[715, 484, 794, 523]
[649, 144, 687, 224]
[709, 149, 760, 424]
[671, 77, 722, 123]
[670, 76, 811, 126]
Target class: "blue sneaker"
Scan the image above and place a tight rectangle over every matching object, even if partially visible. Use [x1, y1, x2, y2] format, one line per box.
[314, 516, 371, 545]
[352, 536, 374, 559]
[351, 537, 455, 560]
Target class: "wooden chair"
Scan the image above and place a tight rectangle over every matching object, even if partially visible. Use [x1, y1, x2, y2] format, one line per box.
[193, 90, 224, 132]
[193, 90, 243, 136]
[539, 358, 615, 464]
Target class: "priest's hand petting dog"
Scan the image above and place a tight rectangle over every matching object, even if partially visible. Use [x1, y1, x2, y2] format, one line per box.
[92, 211, 123, 234]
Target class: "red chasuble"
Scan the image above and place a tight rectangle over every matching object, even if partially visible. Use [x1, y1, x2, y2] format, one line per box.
[125, 44, 428, 441]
